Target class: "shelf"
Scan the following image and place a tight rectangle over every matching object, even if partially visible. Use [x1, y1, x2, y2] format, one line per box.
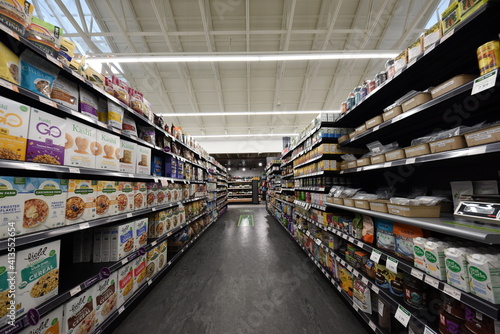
[228, 180, 253, 184]
[294, 170, 338, 179]
[228, 194, 252, 197]
[282, 121, 340, 158]
[325, 202, 500, 244]
[228, 187, 251, 190]
[294, 200, 327, 212]
[280, 187, 295, 192]
[293, 153, 341, 170]
[295, 186, 327, 192]
[228, 198, 254, 203]
[339, 142, 500, 174]
[268, 195, 294, 206]
[290, 137, 342, 163]
[281, 172, 294, 179]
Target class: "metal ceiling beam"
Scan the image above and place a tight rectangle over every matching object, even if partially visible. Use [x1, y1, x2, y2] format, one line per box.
[75, 0, 89, 33]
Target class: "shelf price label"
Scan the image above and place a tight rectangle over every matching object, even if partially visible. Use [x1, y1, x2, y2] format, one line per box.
[361, 277, 369, 286]
[472, 69, 498, 95]
[443, 284, 462, 301]
[118, 306, 125, 314]
[395, 305, 411, 327]
[70, 285, 82, 297]
[424, 326, 438, 334]
[0, 79, 19, 92]
[69, 167, 80, 174]
[411, 268, 425, 280]
[424, 275, 440, 289]
[386, 256, 399, 273]
[370, 249, 382, 263]
[79, 223, 90, 230]
[368, 321, 377, 331]
[371, 285, 380, 294]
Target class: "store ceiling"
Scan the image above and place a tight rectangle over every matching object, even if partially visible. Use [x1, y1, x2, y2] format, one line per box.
[212, 152, 280, 169]
[53, 0, 441, 136]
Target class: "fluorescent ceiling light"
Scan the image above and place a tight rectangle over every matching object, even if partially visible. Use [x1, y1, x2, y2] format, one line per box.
[192, 133, 299, 138]
[158, 110, 340, 117]
[87, 51, 398, 63]
[242, 168, 246, 171]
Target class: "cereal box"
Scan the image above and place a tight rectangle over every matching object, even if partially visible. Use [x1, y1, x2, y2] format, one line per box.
[0, 41, 20, 84]
[146, 247, 160, 279]
[133, 182, 147, 211]
[65, 180, 97, 224]
[146, 182, 159, 208]
[133, 254, 146, 291]
[0, 96, 30, 161]
[0, 254, 12, 327]
[156, 209, 168, 236]
[19, 305, 63, 334]
[92, 272, 117, 327]
[20, 178, 67, 235]
[64, 120, 97, 169]
[96, 181, 119, 217]
[94, 130, 119, 171]
[0, 176, 27, 238]
[147, 212, 158, 238]
[109, 222, 135, 261]
[134, 218, 148, 250]
[26, 109, 65, 165]
[51, 76, 79, 110]
[156, 183, 167, 206]
[16, 240, 60, 317]
[63, 290, 97, 334]
[116, 181, 134, 213]
[135, 145, 151, 175]
[157, 241, 167, 271]
[118, 139, 136, 173]
[79, 87, 98, 120]
[117, 264, 134, 308]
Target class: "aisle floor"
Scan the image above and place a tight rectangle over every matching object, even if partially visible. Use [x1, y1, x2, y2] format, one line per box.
[113, 204, 369, 334]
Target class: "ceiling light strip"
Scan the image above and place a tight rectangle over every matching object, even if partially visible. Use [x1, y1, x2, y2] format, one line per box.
[158, 110, 341, 117]
[191, 134, 299, 138]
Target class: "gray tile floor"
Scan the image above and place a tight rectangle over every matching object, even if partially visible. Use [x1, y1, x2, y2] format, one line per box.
[112, 204, 370, 334]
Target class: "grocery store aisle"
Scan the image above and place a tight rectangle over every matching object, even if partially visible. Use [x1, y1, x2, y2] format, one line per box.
[112, 204, 369, 334]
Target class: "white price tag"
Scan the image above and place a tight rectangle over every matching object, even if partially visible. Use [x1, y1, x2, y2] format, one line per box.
[472, 69, 497, 95]
[370, 249, 382, 263]
[386, 256, 399, 273]
[128, 173, 134, 178]
[0, 79, 18, 92]
[168, 261, 172, 266]
[340, 260, 346, 266]
[356, 168, 362, 172]
[347, 265, 353, 272]
[70, 285, 82, 296]
[440, 28, 454, 43]
[395, 305, 411, 327]
[152, 207, 157, 211]
[424, 44, 435, 55]
[443, 284, 462, 300]
[369, 321, 376, 331]
[362, 277, 369, 285]
[424, 275, 440, 289]
[126, 213, 133, 218]
[424, 326, 438, 334]
[315, 238, 322, 246]
[372, 285, 380, 294]
[306, 231, 311, 237]
[147, 280, 152, 286]
[69, 167, 80, 174]
[384, 162, 392, 168]
[372, 125, 380, 132]
[356, 241, 363, 248]
[121, 258, 128, 265]
[352, 303, 359, 312]
[468, 146, 487, 156]
[79, 223, 90, 230]
[39, 96, 57, 108]
[348, 237, 354, 243]
[151, 241, 157, 247]
[118, 306, 125, 314]
[411, 268, 425, 280]
[154, 177, 159, 183]
[72, 71, 86, 81]
[406, 158, 416, 165]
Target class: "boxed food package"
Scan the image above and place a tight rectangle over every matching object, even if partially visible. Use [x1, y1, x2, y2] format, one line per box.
[387, 204, 441, 218]
[157, 242, 167, 271]
[338, 134, 349, 143]
[63, 291, 97, 334]
[459, 0, 490, 20]
[382, 105, 403, 122]
[355, 124, 366, 136]
[375, 219, 395, 253]
[96, 181, 119, 217]
[20, 50, 57, 98]
[0, 0, 34, 36]
[147, 182, 159, 208]
[407, 36, 423, 62]
[0, 176, 27, 238]
[424, 22, 442, 49]
[394, 223, 424, 261]
[413, 237, 437, 271]
[370, 154, 386, 165]
[26, 109, 65, 165]
[133, 254, 147, 290]
[0, 41, 19, 84]
[157, 210, 168, 236]
[430, 75, 477, 99]
[343, 198, 355, 207]
[94, 130, 120, 171]
[79, 87, 99, 120]
[107, 100, 124, 130]
[0, 254, 11, 327]
[146, 247, 160, 279]
[441, 1, 460, 34]
[467, 253, 500, 303]
[100, 227, 110, 262]
[424, 241, 449, 280]
[388, 270, 404, 297]
[385, 149, 405, 162]
[429, 136, 467, 153]
[346, 161, 357, 169]
[65, 179, 97, 224]
[58, 38, 76, 65]
[118, 139, 136, 173]
[19, 305, 63, 334]
[109, 222, 135, 261]
[0, 96, 30, 161]
[117, 181, 134, 213]
[133, 182, 147, 210]
[20, 178, 67, 235]
[27, 16, 62, 57]
[93, 272, 117, 327]
[64, 119, 97, 168]
[355, 158, 370, 168]
[136, 145, 151, 175]
[445, 247, 473, 293]
[16, 240, 60, 317]
[156, 183, 167, 206]
[365, 115, 383, 129]
[152, 156, 162, 176]
[374, 263, 391, 288]
[338, 264, 353, 297]
[147, 212, 158, 238]
[368, 199, 389, 213]
[404, 143, 431, 158]
[116, 264, 134, 307]
[464, 124, 500, 147]
[401, 92, 432, 112]
[134, 218, 148, 250]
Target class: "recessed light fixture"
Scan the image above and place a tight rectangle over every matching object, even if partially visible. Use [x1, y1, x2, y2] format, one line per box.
[228, 167, 231, 171]
[242, 168, 246, 171]
[258, 162, 263, 166]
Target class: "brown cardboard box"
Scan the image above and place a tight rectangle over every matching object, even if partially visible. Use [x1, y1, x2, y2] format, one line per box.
[430, 75, 477, 99]
[383, 105, 403, 121]
[387, 204, 441, 218]
[356, 158, 371, 167]
[340, 162, 348, 170]
[404, 143, 431, 158]
[370, 154, 386, 164]
[339, 134, 350, 143]
[355, 124, 367, 135]
[365, 115, 383, 129]
[401, 93, 432, 112]
[333, 198, 344, 205]
[327, 197, 335, 204]
[465, 125, 500, 147]
[429, 136, 467, 153]
[354, 199, 370, 210]
[385, 149, 406, 162]
[349, 132, 357, 140]
[369, 200, 389, 213]
[343, 198, 355, 207]
[347, 161, 357, 169]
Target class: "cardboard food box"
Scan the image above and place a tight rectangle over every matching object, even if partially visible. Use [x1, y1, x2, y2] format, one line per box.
[117, 264, 134, 308]
[355, 124, 367, 136]
[404, 143, 431, 158]
[93, 228, 102, 263]
[63, 290, 97, 334]
[116, 181, 134, 213]
[20, 178, 67, 235]
[365, 115, 383, 129]
[354, 199, 370, 210]
[0, 254, 11, 327]
[348, 132, 357, 140]
[65, 179, 97, 224]
[429, 135, 467, 153]
[387, 204, 441, 218]
[401, 93, 432, 112]
[133, 182, 147, 211]
[394, 49, 407, 73]
[158, 241, 168, 270]
[26, 109, 66, 165]
[424, 21, 442, 50]
[459, 0, 490, 21]
[407, 36, 423, 62]
[356, 158, 370, 167]
[64, 119, 97, 169]
[465, 124, 500, 147]
[347, 161, 357, 169]
[333, 198, 344, 205]
[156, 183, 167, 206]
[92, 272, 117, 327]
[133, 254, 147, 290]
[441, 1, 461, 34]
[0, 177, 27, 238]
[118, 139, 137, 173]
[16, 240, 60, 317]
[147, 247, 160, 279]
[96, 181, 119, 217]
[134, 218, 148, 250]
[343, 198, 355, 207]
[339, 134, 350, 143]
[94, 130, 120, 171]
[136, 145, 151, 175]
[382, 105, 403, 121]
[19, 305, 63, 334]
[340, 162, 348, 170]
[0, 96, 30, 161]
[109, 222, 135, 261]
[370, 154, 386, 164]
[385, 149, 406, 161]
[431, 74, 477, 99]
[146, 182, 159, 208]
[369, 200, 390, 213]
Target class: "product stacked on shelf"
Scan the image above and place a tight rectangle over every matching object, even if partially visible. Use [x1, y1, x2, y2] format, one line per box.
[227, 176, 260, 204]
[214, 162, 228, 217]
[268, 2, 500, 333]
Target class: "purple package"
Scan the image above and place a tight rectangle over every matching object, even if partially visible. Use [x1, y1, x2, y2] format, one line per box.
[79, 87, 98, 119]
[165, 156, 177, 178]
[26, 109, 66, 165]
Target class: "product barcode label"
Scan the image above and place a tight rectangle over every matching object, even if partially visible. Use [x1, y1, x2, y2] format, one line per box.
[79, 223, 90, 230]
[443, 285, 462, 301]
[424, 275, 440, 289]
[70, 286, 81, 296]
[395, 305, 411, 327]
[411, 268, 425, 280]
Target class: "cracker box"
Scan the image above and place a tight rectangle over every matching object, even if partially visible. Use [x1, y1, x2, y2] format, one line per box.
[117, 264, 134, 308]
[26, 109, 66, 165]
[146, 182, 159, 208]
[0, 254, 12, 327]
[51, 76, 79, 110]
[64, 120, 97, 168]
[96, 181, 119, 217]
[133, 254, 147, 291]
[81, 229, 93, 262]
[0, 96, 30, 161]
[63, 290, 97, 334]
[109, 222, 135, 261]
[16, 240, 60, 317]
[118, 139, 136, 173]
[19, 305, 63, 334]
[117, 181, 134, 213]
[20, 178, 68, 235]
[146, 247, 160, 279]
[0, 176, 27, 238]
[65, 180, 97, 224]
[94, 130, 120, 171]
[134, 218, 148, 250]
[92, 272, 117, 327]
[133, 182, 147, 211]
[136, 145, 151, 175]
[158, 241, 167, 270]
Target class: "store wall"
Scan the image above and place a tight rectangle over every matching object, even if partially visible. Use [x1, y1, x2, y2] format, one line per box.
[228, 168, 264, 178]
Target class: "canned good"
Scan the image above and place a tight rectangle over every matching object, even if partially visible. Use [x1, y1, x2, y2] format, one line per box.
[340, 101, 347, 114]
[346, 92, 355, 110]
[360, 84, 367, 101]
[477, 40, 500, 75]
[354, 86, 362, 105]
[375, 71, 387, 86]
[367, 79, 376, 93]
[386, 59, 395, 79]
[439, 310, 467, 334]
